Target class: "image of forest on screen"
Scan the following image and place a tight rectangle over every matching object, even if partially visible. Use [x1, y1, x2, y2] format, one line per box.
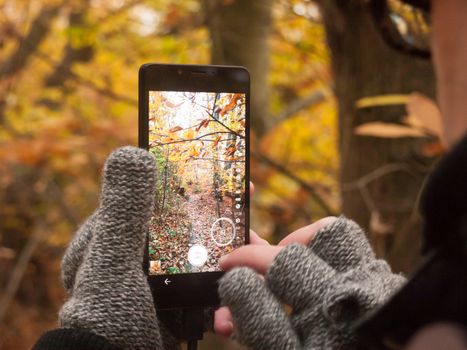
[148, 91, 246, 275]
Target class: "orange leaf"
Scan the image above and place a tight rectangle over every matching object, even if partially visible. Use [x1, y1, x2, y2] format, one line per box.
[422, 141, 445, 157]
[165, 100, 183, 109]
[405, 92, 443, 137]
[212, 135, 222, 147]
[162, 136, 174, 143]
[169, 126, 183, 133]
[195, 120, 210, 131]
[220, 93, 242, 116]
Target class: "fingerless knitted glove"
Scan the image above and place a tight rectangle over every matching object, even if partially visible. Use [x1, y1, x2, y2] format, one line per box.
[58, 146, 178, 350]
[219, 217, 406, 349]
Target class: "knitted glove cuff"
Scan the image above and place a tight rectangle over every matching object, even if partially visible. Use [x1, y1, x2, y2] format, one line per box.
[32, 328, 120, 350]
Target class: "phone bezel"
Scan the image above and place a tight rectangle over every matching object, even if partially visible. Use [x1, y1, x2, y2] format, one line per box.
[139, 63, 250, 309]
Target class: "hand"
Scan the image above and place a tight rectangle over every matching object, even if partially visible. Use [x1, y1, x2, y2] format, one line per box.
[213, 182, 270, 336]
[213, 216, 337, 336]
[59, 147, 177, 350]
[217, 217, 406, 349]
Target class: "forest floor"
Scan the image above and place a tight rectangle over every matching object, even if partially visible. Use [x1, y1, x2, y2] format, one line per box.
[148, 187, 245, 275]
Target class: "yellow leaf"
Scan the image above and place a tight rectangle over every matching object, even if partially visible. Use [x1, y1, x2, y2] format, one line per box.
[189, 148, 200, 157]
[185, 129, 195, 139]
[355, 94, 410, 109]
[354, 122, 427, 138]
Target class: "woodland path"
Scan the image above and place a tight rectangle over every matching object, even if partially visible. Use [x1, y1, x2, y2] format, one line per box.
[183, 189, 232, 272]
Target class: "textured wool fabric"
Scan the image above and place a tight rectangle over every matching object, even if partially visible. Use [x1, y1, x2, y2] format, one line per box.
[219, 216, 406, 350]
[58, 146, 178, 350]
[32, 328, 120, 350]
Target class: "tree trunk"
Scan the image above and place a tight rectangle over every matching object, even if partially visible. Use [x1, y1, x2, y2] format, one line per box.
[318, 0, 436, 273]
[204, 0, 273, 136]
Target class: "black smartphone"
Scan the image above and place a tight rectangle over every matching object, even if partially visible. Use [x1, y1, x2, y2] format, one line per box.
[139, 64, 250, 309]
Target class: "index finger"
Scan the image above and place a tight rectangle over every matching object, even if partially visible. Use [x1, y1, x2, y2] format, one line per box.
[219, 245, 283, 275]
[250, 229, 270, 245]
[279, 216, 337, 246]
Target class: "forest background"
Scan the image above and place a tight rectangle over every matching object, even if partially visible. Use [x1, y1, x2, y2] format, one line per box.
[0, 0, 442, 349]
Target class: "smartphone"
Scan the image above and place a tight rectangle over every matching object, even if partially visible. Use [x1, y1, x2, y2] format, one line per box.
[139, 64, 250, 309]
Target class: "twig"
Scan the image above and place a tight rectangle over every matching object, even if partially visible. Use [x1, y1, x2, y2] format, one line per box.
[191, 157, 245, 163]
[33, 49, 137, 105]
[341, 163, 417, 191]
[206, 94, 244, 138]
[47, 180, 79, 227]
[273, 89, 327, 123]
[153, 131, 235, 146]
[0, 219, 47, 323]
[0, 177, 80, 322]
[254, 152, 336, 216]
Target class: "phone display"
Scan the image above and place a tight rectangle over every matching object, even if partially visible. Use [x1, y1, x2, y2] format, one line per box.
[147, 91, 246, 275]
[139, 64, 249, 309]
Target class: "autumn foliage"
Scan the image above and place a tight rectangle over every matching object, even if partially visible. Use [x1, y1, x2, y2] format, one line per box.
[147, 92, 246, 275]
[0, 1, 441, 350]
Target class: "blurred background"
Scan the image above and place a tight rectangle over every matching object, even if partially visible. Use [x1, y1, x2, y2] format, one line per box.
[0, 0, 443, 349]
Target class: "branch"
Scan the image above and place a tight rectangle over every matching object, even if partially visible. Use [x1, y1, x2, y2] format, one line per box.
[153, 131, 234, 146]
[273, 89, 327, 123]
[0, 4, 61, 80]
[0, 178, 78, 322]
[341, 163, 417, 191]
[185, 94, 244, 138]
[0, 219, 47, 323]
[45, 3, 94, 88]
[35, 50, 137, 105]
[208, 115, 244, 138]
[191, 157, 245, 163]
[254, 152, 336, 216]
[0, 4, 62, 123]
[207, 94, 244, 138]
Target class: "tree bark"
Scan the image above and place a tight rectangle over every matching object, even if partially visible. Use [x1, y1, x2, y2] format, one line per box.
[204, 0, 273, 136]
[0, 4, 61, 123]
[318, 0, 436, 273]
[45, 1, 94, 88]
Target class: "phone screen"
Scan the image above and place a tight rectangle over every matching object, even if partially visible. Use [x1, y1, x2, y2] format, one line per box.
[147, 91, 246, 275]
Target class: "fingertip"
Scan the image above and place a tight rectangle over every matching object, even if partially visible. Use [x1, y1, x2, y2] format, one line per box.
[219, 245, 283, 274]
[219, 254, 229, 269]
[279, 216, 338, 246]
[249, 229, 269, 245]
[214, 321, 233, 337]
[214, 307, 233, 337]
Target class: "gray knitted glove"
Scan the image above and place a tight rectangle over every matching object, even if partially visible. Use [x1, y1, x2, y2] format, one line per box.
[59, 146, 178, 350]
[219, 217, 406, 349]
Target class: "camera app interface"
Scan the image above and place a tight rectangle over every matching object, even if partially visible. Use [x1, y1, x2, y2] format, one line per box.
[148, 91, 246, 275]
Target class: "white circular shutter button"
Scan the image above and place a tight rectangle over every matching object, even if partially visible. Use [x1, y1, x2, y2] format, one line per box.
[188, 244, 208, 267]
